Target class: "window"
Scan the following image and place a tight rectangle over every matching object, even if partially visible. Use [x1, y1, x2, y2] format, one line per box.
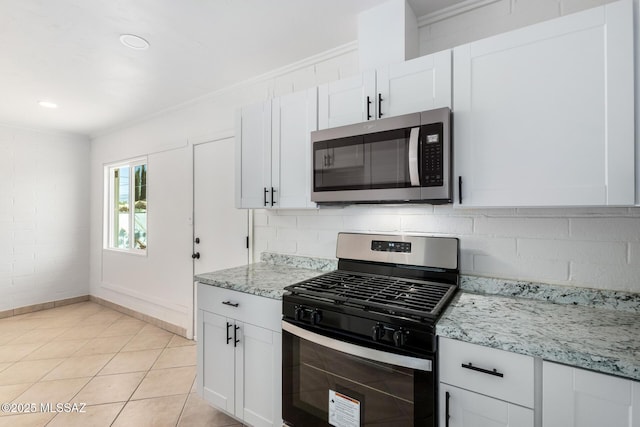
[106, 159, 147, 253]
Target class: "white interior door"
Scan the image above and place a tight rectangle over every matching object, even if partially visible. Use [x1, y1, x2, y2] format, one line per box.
[193, 138, 249, 338]
[194, 138, 249, 275]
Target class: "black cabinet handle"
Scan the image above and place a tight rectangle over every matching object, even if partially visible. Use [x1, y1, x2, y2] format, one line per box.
[226, 322, 232, 345]
[191, 252, 200, 259]
[222, 301, 239, 308]
[366, 96, 372, 120]
[445, 391, 450, 427]
[458, 176, 462, 204]
[234, 325, 240, 347]
[377, 93, 383, 118]
[263, 187, 268, 206]
[461, 362, 504, 378]
[271, 187, 276, 206]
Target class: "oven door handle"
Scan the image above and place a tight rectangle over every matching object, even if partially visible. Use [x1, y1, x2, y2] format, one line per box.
[282, 321, 432, 372]
[408, 126, 420, 186]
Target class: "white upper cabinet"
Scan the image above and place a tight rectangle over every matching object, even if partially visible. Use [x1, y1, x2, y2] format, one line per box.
[235, 88, 317, 209]
[543, 361, 640, 427]
[377, 50, 452, 119]
[454, 0, 635, 207]
[318, 50, 452, 130]
[235, 101, 272, 209]
[318, 71, 376, 129]
[272, 88, 317, 209]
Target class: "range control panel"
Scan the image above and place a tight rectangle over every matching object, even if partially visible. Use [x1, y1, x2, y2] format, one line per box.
[371, 240, 412, 253]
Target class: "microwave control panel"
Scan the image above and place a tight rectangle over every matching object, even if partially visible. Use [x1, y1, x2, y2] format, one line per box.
[421, 122, 444, 187]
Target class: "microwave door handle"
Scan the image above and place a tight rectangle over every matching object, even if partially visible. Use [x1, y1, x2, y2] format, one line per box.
[408, 127, 420, 186]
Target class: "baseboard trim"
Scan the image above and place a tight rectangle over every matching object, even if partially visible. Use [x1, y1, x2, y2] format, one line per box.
[0, 295, 91, 319]
[89, 296, 187, 338]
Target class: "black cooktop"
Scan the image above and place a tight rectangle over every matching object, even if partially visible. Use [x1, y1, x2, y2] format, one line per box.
[285, 269, 456, 321]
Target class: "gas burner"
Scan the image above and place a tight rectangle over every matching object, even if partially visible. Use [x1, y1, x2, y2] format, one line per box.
[285, 270, 456, 321]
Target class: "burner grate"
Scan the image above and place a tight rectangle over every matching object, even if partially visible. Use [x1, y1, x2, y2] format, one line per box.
[286, 270, 455, 319]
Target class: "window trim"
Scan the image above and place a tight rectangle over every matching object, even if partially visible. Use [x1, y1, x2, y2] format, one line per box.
[104, 157, 148, 255]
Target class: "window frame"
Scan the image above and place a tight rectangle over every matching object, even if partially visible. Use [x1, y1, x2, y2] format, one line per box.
[104, 157, 148, 255]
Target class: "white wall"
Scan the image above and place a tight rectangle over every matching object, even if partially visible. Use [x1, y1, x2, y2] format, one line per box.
[88, 48, 361, 334]
[0, 124, 90, 311]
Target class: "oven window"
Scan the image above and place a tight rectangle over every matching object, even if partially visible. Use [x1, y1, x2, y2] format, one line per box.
[313, 128, 413, 192]
[283, 329, 434, 427]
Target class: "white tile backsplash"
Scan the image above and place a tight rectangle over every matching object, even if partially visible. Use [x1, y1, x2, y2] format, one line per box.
[517, 239, 628, 265]
[256, 207, 640, 293]
[570, 218, 640, 241]
[474, 217, 570, 238]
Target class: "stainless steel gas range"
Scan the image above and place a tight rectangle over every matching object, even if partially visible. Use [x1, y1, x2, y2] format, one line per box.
[282, 232, 459, 427]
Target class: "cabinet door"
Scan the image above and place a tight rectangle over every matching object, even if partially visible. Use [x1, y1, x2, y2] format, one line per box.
[543, 361, 639, 427]
[376, 50, 451, 119]
[454, 0, 634, 207]
[440, 384, 534, 427]
[198, 310, 236, 413]
[236, 322, 282, 427]
[235, 101, 272, 208]
[318, 71, 376, 129]
[271, 88, 317, 208]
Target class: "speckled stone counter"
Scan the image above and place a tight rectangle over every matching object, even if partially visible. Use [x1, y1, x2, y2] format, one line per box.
[196, 254, 640, 381]
[438, 278, 640, 381]
[194, 253, 334, 300]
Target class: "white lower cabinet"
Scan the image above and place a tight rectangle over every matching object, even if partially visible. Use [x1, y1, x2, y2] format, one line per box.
[197, 283, 282, 427]
[440, 384, 534, 427]
[542, 361, 640, 427]
[439, 337, 535, 427]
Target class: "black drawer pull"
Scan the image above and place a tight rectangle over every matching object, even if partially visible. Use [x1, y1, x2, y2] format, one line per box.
[445, 391, 451, 427]
[461, 362, 504, 378]
[222, 301, 239, 308]
[226, 322, 232, 345]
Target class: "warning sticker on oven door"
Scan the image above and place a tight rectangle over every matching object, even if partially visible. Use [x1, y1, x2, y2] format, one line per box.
[328, 390, 360, 427]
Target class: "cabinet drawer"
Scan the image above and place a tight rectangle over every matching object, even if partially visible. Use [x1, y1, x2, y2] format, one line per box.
[197, 283, 282, 331]
[439, 337, 534, 408]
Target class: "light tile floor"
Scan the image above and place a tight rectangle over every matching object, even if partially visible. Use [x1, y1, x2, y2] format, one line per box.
[0, 301, 244, 427]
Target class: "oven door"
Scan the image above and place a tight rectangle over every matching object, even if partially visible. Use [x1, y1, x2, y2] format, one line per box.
[282, 321, 435, 427]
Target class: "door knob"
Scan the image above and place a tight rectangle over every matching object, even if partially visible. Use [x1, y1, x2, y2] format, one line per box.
[194, 237, 200, 244]
[191, 252, 200, 259]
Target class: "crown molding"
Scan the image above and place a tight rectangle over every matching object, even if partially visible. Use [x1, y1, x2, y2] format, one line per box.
[92, 41, 358, 139]
[417, 0, 503, 26]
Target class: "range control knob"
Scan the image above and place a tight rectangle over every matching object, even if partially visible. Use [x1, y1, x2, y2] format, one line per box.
[294, 306, 305, 321]
[371, 323, 385, 341]
[310, 309, 322, 326]
[392, 328, 408, 347]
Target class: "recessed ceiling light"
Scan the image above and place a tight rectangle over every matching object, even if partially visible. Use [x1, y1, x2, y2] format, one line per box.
[38, 100, 58, 109]
[120, 34, 150, 50]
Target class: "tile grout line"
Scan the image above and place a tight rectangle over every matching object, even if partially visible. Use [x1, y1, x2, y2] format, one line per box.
[0, 302, 200, 426]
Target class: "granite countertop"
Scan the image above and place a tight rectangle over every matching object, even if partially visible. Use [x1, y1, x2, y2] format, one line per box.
[194, 253, 335, 300]
[437, 287, 640, 381]
[195, 252, 640, 381]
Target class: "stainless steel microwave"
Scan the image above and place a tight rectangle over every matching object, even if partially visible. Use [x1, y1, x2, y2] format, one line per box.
[311, 107, 451, 205]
